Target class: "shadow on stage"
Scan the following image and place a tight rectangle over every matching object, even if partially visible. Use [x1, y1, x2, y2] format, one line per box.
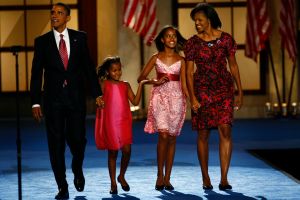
[74, 196, 88, 200]
[204, 190, 267, 200]
[157, 190, 203, 200]
[157, 189, 265, 200]
[53, 190, 268, 200]
[102, 193, 141, 200]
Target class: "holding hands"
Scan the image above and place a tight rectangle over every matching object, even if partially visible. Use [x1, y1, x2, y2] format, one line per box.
[191, 97, 201, 113]
[96, 96, 105, 108]
[139, 79, 151, 85]
[96, 79, 150, 110]
[150, 76, 169, 86]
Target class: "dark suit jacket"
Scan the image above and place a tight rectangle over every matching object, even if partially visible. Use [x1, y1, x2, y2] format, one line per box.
[30, 29, 101, 112]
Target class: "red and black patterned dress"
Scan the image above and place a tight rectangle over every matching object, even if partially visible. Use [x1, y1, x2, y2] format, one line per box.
[184, 32, 237, 130]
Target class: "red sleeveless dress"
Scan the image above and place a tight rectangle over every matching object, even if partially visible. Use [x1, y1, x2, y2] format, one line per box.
[95, 80, 133, 150]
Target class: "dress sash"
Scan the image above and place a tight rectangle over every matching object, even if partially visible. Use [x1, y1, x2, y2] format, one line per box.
[157, 72, 180, 81]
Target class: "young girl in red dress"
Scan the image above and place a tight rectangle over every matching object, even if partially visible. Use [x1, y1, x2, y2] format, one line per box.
[95, 56, 148, 194]
[138, 25, 189, 191]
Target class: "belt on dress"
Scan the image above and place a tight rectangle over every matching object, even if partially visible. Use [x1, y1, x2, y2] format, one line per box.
[157, 72, 180, 81]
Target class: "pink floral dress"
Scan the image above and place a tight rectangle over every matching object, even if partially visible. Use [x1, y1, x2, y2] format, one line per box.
[144, 58, 186, 136]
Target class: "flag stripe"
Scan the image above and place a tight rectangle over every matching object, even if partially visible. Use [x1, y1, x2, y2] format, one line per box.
[144, 19, 159, 45]
[245, 0, 271, 62]
[123, 0, 159, 45]
[279, 0, 297, 63]
[123, 0, 138, 28]
[133, 4, 146, 33]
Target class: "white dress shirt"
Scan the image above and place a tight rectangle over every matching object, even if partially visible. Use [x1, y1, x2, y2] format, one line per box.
[53, 28, 70, 58]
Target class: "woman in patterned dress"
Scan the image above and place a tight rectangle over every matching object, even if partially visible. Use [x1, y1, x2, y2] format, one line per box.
[184, 3, 243, 190]
[138, 25, 188, 191]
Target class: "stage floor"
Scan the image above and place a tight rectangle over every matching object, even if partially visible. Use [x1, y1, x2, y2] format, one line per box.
[0, 118, 299, 200]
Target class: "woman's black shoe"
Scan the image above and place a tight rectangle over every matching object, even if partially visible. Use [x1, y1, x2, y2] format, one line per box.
[155, 184, 165, 191]
[202, 185, 213, 190]
[109, 188, 118, 194]
[164, 184, 174, 191]
[218, 184, 232, 190]
[117, 176, 130, 191]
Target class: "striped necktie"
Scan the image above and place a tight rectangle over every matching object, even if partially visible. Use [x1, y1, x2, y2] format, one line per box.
[59, 34, 68, 70]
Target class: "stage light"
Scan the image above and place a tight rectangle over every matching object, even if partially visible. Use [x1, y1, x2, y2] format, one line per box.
[264, 101, 299, 119]
[291, 102, 297, 116]
[282, 103, 287, 117]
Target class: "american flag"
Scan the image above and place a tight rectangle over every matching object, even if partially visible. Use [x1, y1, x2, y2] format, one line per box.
[245, 0, 271, 62]
[279, 0, 297, 63]
[123, 0, 159, 45]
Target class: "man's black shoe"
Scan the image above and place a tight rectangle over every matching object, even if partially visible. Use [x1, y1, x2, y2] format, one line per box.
[55, 187, 69, 199]
[74, 176, 85, 192]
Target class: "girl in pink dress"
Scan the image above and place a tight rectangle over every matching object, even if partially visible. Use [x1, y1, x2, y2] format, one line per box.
[138, 25, 189, 191]
[95, 56, 148, 194]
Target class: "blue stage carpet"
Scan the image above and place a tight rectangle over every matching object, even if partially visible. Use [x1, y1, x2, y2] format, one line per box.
[0, 118, 300, 199]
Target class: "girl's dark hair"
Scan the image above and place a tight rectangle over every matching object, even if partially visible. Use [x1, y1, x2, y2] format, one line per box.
[154, 25, 187, 52]
[97, 56, 121, 80]
[190, 3, 222, 29]
[55, 2, 71, 16]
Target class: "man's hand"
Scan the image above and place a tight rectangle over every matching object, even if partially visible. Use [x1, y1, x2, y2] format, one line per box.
[32, 107, 43, 122]
[96, 96, 104, 109]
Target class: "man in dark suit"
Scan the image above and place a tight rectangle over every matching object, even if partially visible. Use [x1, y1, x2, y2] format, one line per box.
[30, 2, 103, 199]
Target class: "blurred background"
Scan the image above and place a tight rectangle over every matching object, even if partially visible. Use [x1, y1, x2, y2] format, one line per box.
[0, 0, 299, 120]
[0, 1, 299, 199]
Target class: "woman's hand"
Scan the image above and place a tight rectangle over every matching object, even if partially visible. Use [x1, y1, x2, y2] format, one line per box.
[153, 76, 169, 86]
[191, 97, 201, 113]
[234, 93, 243, 111]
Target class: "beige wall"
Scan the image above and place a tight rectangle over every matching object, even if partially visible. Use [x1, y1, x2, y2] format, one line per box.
[97, 0, 118, 65]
